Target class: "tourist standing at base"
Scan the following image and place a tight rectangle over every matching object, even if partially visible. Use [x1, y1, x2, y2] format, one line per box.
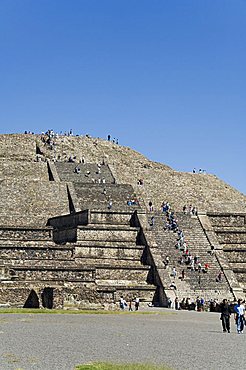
[134, 297, 140, 311]
[220, 299, 231, 333]
[175, 297, 180, 310]
[119, 296, 127, 310]
[234, 299, 245, 334]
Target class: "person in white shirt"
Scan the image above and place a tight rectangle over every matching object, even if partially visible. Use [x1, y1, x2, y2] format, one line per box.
[134, 297, 140, 311]
[119, 296, 127, 310]
[234, 299, 245, 334]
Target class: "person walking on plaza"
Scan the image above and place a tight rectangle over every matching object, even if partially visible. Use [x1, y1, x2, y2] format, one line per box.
[220, 299, 231, 333]
[234, 299, 245, 334]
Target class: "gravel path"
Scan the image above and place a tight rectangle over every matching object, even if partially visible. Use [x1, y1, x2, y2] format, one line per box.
[0, 308, 245, 370]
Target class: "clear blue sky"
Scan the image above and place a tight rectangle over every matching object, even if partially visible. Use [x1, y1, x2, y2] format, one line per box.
[0, 0, 245, 194]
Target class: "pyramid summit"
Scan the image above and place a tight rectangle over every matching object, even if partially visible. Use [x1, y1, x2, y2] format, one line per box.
[0, 132, 245, 309]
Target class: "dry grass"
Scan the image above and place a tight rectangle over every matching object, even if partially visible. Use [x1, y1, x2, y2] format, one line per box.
[75, 362, 172, 370]
[0, 308, 173, 315]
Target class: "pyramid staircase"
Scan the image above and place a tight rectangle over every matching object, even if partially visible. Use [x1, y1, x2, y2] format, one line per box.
[147, 211, 234, 302]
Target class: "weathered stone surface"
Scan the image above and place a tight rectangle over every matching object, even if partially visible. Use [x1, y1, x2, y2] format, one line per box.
[0, 133, 246, 308]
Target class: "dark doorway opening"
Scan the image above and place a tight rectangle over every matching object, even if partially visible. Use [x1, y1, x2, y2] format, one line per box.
[41, 287, 54, 309]
[23, 289, 40, 308]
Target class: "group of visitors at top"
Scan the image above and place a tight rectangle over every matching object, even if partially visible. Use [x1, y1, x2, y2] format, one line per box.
[27, 129, 120, 144]
[192, 168, 206, 174]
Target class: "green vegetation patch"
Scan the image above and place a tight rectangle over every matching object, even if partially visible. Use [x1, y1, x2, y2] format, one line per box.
[0, 308, 173, 315]
[75, 362, 171, 370]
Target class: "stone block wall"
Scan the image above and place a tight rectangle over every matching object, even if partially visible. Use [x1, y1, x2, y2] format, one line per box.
[206, 213, 246, 296]
[95, 266, 150, 282]
[0, 246, 73, 261]
[13, 267, 95, 282]
[0, 134, 36, 161]
[74, 183, 141, 212]
[74, 245, 143, 261]
[208, 214, 246, 227]
[0, 160, 49, 181]
[0, 180, 69, 227]
[0, 228, 52, 240]
[216, 231, 246, 244]
[77, 227, 139, 242]
[89, 210, 133, 225]
[0, 283, 64, 309]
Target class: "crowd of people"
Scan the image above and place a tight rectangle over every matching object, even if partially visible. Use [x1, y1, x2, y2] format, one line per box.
[168, 296, 205, 311]
[167, 296, 246, 334]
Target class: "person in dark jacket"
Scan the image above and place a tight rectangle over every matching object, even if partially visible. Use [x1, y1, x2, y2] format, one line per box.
[220, 299, 231, 333]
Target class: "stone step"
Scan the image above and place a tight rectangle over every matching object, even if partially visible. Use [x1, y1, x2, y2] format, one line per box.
[0, 247, 74, 260]
[225, 253, 246, 263]
[55, 162, 115, 184]
[208, 213, 246, 228]
[89, 210, 134, 225]
[0, 258, 75, 266]
[77, 227, 138, 242]
[0, 266, 95, 283]
[79, 224, 139, 231]
[75, 246, 143, 260]
[0, 241, 70, 248]
[213, 227, 246, 232]
[74, 240, 144, 248]
[0, 227, 53, 241]
[75, 257, 142, 265]
[95, 279, 152, 288]
[223, 244, 246, 251]
[216, 233, 246, 244]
